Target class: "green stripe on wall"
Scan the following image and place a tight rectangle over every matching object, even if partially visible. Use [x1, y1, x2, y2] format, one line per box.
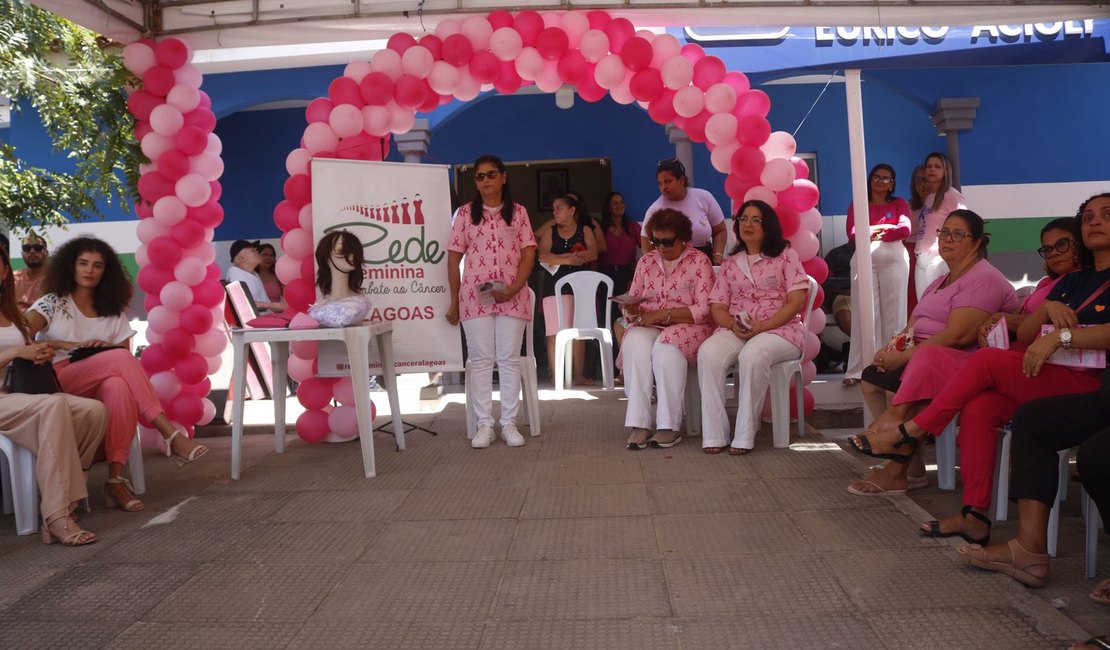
[11, 253, 140, 280]
[984, 216, 1065, 253]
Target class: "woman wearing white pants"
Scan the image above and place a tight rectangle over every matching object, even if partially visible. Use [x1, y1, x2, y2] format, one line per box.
[844, 164, 911, 384]
[698, 200, 809, 455]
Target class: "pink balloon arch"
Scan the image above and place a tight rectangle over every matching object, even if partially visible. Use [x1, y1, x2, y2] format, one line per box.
[124, 9, 829, 443]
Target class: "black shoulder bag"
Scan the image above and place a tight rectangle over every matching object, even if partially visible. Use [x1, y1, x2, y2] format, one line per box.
[3, 358, 62, 394]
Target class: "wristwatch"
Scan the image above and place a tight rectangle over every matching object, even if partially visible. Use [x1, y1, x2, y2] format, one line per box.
[1059, 328, 1072, 349]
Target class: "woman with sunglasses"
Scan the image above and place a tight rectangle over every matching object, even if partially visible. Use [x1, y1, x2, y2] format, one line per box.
[446, 154, 537, 449]
[27, 237, 210, 513]
[640, 159, 727, 264]
[915, 152, 968, 298]
[843, 163, 912, 387]
[850, 194, 1110, 545]
[697, 200, 810, 454]
[620, 208, 715, 450]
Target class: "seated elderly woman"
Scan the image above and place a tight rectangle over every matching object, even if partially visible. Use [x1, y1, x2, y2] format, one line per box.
[848, 209, 1018, 495]
[850, 193, 1110, 545]
[0, 245, 107, 546]
[697, 200, 809, 455]
[620, 208, 715, 450]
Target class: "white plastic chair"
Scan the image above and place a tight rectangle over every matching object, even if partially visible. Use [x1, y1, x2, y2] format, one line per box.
[935, 419, 959, 491]
[1084, 491, 1101, 578]
[553, 271, 614, 392]
[466, 288, 541, 438]
[767, 276, 819, 448]
[0, 433, 39, 535]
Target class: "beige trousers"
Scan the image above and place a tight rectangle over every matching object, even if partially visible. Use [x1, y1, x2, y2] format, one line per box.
[0, 393, 107, 523]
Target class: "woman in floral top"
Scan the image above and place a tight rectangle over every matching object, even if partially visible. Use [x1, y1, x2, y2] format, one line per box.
[620, 209, 715, 450]
[447, 154, 537, 450]
[697, 200, 810, 455]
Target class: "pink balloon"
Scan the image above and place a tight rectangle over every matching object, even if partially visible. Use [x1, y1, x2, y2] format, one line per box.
[461, 16, 494, 50]
[705, 112, 738, 146]
[560, 12, 590, 47]
[150, 371, 183, 401]
[629, 68, 663, 103]
[122, 42, 156, 76]
[175, 173, 211, 207]
[296, 409, 331, 443]
[514, 47, 544, 81]
[801, 208, 824, 234]
[735, 89, 771, 118]
[327, 405, 360, 440]
[660, 55, 693, 91]
[140, 132, 174, 161]
[343, 60, 372, 83]
[370, 49, 403, 80]
[434, 18, 460, 38]
[147, 305, 180, 334]
[578, 29, 610, 63]
[388, 103, 416, 134]
[283, 228, 313, 260]
[290, 312, 319, 329]
[401, 45, 434, 78]
[650, 34, 682, 68]
[291, 340, 317, 360]
[620, 37, 653, 72]
[556, 50, 588, 85]
[359, 105, 390, 138]
[801, 360, 818, 386]
[175, 353, 209, 385]
[604, 17, 635, 53]
[704, 83, 737, 114]
[736, 115, 771, 147]
[159, 280, 192, 311]
[731, 146, 766, 180]
[303, 122, 339, 155]
[535, 60, 562, 94]
[762, 131, 798, 161]
[195, 328, 227, 357]
[489, 27, 524, 62]
[722, 71, 751, 96]
[609, 76, 635, 106]
[174, 256, 207, 286]
[275, 254, 301, 285]
[710, 143, 739, 174]
[297, 377, 334, 411]
[779, 179, 820, 213]
[387, 33, 417, 54]
[198, 398, 217, 426]
[190, 152, 223, 182]
[285, 148, 311, 177]
[513, 11, 545, 46]
[744, 185, 779, 208]
[802, 256, 829, 285]
[594, 54, 626, 90]
[441, 34, 474, 66]
[672, 86, 705, 118]
[760, 158, 797, 192]
[417, 35, 442, 61]
[535, 27, 569, 61]
[152, 195, 187, 227]
[329, 104, 364, 138]
[288, 355, 317, 384]
[788, 229, 820, 261]
[166, 84, 200, 113]
[332, 377, 356, 405]
[803, 333, 821, 364]
[791, 156, 810, 181]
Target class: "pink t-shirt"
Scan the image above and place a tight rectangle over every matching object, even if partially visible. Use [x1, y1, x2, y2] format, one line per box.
[448, 202, 537, 322]
[710, 246, 810, 350]
[911, 259, 1018, 343]
[916, 187, 967, 254]
[846, 199, 912, 242]
[1020, 275, 1062, 314]
[625, 245, 716, 364]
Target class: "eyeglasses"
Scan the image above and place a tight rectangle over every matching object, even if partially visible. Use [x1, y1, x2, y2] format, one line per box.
[936, 228, 971, 242]
[736, 215, 763, 225]
[870, 176, 894, 185]
[21, 244, 45, 253]
[649, 236, 678, 248]
[1037, 238, 1074, 258]
[474, 170, 501, 181]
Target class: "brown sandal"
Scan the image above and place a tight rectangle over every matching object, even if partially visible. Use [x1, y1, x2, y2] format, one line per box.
[960, 539, 1049, 588]
[104, 477, 144, 512]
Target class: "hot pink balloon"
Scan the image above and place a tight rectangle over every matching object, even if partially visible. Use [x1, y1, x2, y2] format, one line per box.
[802, 256, 829, 285]
[736, 115, 771, 147]
[513, 11, 544, 46]
[779, 179, 820, 213]
[174, 353, 209, 385]
[469, 50, 501, 83]
[535, 27, 569, 61]
[296, 409, 331, 443]
[143, 65, 176, 96]
[173, 125, 208, 156]
[735, 89, 771, 118]
[647, 89, 678, 124]
[604, 17, 635, 53]
[556, 50, 588, 85]
[731, 146, 766, 180]
[629, 68, 663, 103]
[328, 77, 362, 106]
[155, 38, 190, 69]
[441, 33, 474, 66]
[283, 174, 311, 206]
[692, 56, 725, 91]
[417, 35, 442, 61]
[620, 37, 653, 72]
[722, 71, 751, 97]
[387, 33, 417, 54]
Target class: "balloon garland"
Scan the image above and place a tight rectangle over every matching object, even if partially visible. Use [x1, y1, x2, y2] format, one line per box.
[122, 38, 225, 439]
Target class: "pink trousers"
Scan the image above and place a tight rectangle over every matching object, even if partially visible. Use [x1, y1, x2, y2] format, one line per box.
[56, 349, 164, 465]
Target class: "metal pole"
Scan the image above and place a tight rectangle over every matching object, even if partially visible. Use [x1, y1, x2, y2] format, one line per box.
[845, 69, 877, 369]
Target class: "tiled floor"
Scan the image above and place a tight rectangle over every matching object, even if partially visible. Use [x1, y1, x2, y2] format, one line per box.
[0, 390, 1105, 649]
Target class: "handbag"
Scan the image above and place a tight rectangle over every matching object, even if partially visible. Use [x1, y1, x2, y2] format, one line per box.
[68, 346, 119, 363]
[883, 326, 916, 353]
[3, 358, 61, 394]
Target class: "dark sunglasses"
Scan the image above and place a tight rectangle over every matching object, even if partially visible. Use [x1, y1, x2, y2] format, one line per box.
[474, 170, 501, 181]
[1037, 238, 1074, 259]
[649, 236, 678, 248]
[21, 244, 45, 253]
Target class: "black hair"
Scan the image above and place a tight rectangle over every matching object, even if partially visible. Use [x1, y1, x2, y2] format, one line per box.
[44, 237, 133, 317]
[868, 163, 898, 203]
[730, 200, 788, 258]
[1074, 193, 1110, 270]
[656, 159, 688, 187]
[469, 154, 515, 226]
[946, 209, 990, 259]
[600, 191, 634, 236]
[315, 230, 365, 295]
[1041, 217, 1076, 238]
[564, 189, 595, 227]
[552, 193, 586, 226]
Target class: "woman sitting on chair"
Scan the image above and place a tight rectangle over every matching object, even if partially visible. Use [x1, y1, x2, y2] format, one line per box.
[697, 200, 810, 455]
[0, 244, 106, 546]
[27, 237, 209, 513]
[620, 208, 715, 450]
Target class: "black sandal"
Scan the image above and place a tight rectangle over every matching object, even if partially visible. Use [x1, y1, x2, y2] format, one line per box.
[921, 505, 991, 545]
[850, 424, 922, 464]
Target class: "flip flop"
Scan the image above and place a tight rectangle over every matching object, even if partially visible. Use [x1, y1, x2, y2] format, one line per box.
[849, 424, 921, 463]
[847, 480, 906, 496]
[1090, 578, 1110, 605]
[867, 464, 927, 490]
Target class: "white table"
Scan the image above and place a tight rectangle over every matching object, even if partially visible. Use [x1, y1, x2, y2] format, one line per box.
[228, 322, 404, 480]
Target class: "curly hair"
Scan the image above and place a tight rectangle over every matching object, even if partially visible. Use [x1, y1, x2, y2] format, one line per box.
[44, 237, 133, 316]
[0, 245, 29, 342]
[316, 230, 365, 295]
[645, 208, 693, 244]
[730, 200, 788, 258]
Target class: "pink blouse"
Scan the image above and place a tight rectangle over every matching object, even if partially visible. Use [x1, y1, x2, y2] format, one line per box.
[448, 202, 537, 321]
[916, 187, 967, 254]
[1021, 275, 1062, 314]
[846, 199, 912, 242]
[710, 247, 810, 350]
[626, 245, 716, 364]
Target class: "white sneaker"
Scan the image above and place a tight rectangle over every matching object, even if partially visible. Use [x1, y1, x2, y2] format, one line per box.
[472, 424, 495, 449]
[500, 423, 525, 447]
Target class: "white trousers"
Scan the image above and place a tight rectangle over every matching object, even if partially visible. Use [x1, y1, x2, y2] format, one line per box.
[845, 241, 910, 379]
[622, 326, 688, 431]
[697, 330, 798, 450]
[463, 315, 527, 426]
[914, 250, 948, 299]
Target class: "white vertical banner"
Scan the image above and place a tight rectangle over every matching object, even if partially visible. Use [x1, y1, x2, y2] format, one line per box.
[311, 159, 463, 374]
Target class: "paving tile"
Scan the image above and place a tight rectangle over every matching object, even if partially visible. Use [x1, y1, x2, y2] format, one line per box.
[394, 487, 528, 520]
[266, 489, 411, 522]
[93, 521, 255, 564]
[522, 483, 651, 518]
[790, 508, 942, 552]
[312, 562, 502, 622]
[289, 621, 485, 650]
[655, 512, 812, 557]
[765, 477, 890, 511]
[647, 480, 780, 515]
[0, 620, 123, 650]
[0, 564, 61, 610]
[3, 563, 198, 623]
[362, 519, 517, 562]
[665, 554, 849, 617]
[639, 454, 760, 483]
[218, 521, 383, 564]
[746, 444, 858, 479]
[147, 564, 346, 624]
[532, 456, 644, 485]
[823, 547, 1018, 611]
[479, 619, 680, 650]
[510, 516, 657, 560]
[495, 559, 670, 620]
[419, 459, 537, 489]
[106, 622, 302, 649]
[865, 607, 1077, 649]
[674, 612, 885, 649]
[171, 491, 293, 522]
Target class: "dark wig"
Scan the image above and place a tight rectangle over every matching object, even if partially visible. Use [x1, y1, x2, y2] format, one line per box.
[1074, 192, 1110, 270]
[315, 230, 366, 295]
[646, 208, 693, 244]
[946, 209, 990, 260]
[730, 200, 788, 258]
[44, 237, 132, 317]
[469, 154, 515, 226]
[0, 245, 29, 342]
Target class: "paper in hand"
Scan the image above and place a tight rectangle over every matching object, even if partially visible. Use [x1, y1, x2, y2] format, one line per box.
[478, 281, 507, 307]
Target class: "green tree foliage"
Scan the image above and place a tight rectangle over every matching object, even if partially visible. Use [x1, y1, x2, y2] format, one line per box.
[0, 0, 140, 234]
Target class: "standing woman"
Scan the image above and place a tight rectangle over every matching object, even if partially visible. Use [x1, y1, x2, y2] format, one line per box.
[597, 191, 640, 298]
[698, 200, 809, 454]
[843, 164, 912, 386]
[27, 237, 209, 513]
[446, 154, 537, 449]
[257, 243, 284, 304]
[905, 165, 929, 313]
[915, 152, 967, 298]
[641, 159, 727, 264]
[538, 193, 598, 386]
